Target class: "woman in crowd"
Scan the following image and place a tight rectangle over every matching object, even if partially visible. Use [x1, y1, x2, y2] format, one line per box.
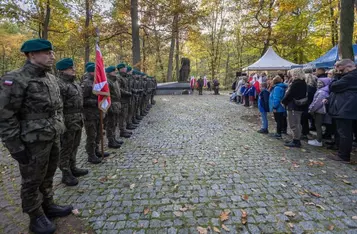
[257, 83, 270, 134]
[282, 68, 308, 148]
[308, 78, 332, 146]
[269, 76, 288, 139]
[301, 72, 317, 139]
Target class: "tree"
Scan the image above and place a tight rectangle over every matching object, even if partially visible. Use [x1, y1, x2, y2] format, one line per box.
[339, 0, 354, 60]
[131, 0, 141, 69]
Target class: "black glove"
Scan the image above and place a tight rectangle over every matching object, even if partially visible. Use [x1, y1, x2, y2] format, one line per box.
[11, 150, 29, 164]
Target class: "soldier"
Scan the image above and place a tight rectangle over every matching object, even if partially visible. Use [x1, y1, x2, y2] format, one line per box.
[0, 39, 72, 234]
[82, 64, 110, 164]
[130, 70, 141, 125]
[56, 58, 88, 186]
[117, 63, 133, 138]
[79, 62, 94, 82]
[197, 76, 204, 95]
[125, 66, 139, 130]
[134, 71, 144, 121]
[105, 66, 123, 149]
[140, 73, 149, 116]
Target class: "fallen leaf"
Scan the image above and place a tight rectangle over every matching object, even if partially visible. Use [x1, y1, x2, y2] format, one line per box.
[207, 162, 216, 166]
[352, 190, 357, 194]
[152, 159, 158, 164]
[233, 170, 239, 174]
[130, 183, 135, 189]
[143, 207, 150, 215]
[72, 209, 80, 215]
[179, 207, 188, 212]
[241, 209, 247, 225]
[242, 194, 249, 201]
[304, 202, 315, 206]
[197, 226, 208, 234]
[301, 149, 307, 152]
[352, 216, 357, 220]
[288, 223, 294, 228]
[221, 224, 230, 232]
[343, 180, 352, 185]
[328, 225, 334, 231]
[99, 176, 108, 183]
[321, 170, 327, 173]
[310, 192, 322, 198]
[315, 204, 325, 210]
[284, 211, 296, 217]
[243, 145, 250, 150]
[213, 227, 221, 233]
[173, 211, 182, 217]
[220, 210, 230, 222]
[108, 174, 117, 180]
[163, 160, 167, 168]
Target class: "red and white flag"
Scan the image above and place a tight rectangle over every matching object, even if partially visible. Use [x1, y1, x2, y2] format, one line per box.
[93, 43, 111, 112]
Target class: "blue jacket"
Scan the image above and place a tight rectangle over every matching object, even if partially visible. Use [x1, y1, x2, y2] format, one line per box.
[269, 83, 287, 112]
[243, 85, 256, 96]
[258, 89, 270, 113]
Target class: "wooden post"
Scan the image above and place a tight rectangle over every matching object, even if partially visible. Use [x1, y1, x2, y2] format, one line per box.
[99, 110, 104, 158]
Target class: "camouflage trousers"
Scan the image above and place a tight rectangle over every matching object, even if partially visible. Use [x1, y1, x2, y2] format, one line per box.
[132, 96, 140, 119]
[60, 129, 82, 172]
[106, 111, 120, 139]
[84, 119, 101, 156]
[140, 95, 147, 114]
[19, 137, 60, 214]
[119, 102, 129, 130]
[127, 98, 134, 125]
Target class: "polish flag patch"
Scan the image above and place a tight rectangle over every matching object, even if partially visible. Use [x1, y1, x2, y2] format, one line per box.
[4, 80, 13, 86]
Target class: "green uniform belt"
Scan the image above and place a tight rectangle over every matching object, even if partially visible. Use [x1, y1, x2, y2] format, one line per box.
[21, 111, 59, 120]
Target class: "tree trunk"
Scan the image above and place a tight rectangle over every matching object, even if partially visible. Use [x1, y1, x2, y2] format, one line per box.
[225, 52, 230, 87]
[339, 0, 355, 60]
[329, 0, 336, 46]
[167, 16, 176, 82]
[41, 0, 50, 39]
[131, 0, 141, 69]
[175, 18, 179, 82]
[154, 26, 165, 82]
[84, 0, 91, 65]
[142, 35, 146, 72]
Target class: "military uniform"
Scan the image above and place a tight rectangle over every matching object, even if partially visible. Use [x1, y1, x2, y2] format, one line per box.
[81, 71, 104, 163]
[140, 76, 149, 115]
[105, 70, 122, 148]
[118, 72, 132, 137]
[151, 77, 157, 105]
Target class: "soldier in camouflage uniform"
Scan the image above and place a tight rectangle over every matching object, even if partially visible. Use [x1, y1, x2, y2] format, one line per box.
[56, 58, 88, 187]
[105, 66, 123, 148]
[140, 74, 149, 116]
[117, 63, 133, 138]
[151, 76, 157, 105]
[125, 66, 139, 130]
[131, 70, 142, 124]
[0, 39, 72, 234]
[136, 72, 145, 120]
[81, 64, 110, 164]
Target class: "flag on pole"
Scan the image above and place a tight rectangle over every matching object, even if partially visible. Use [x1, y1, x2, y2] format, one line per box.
[93, 43, 111, 112]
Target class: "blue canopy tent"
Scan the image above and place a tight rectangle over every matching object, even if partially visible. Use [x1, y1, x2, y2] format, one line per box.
[309, 45, 357, 69]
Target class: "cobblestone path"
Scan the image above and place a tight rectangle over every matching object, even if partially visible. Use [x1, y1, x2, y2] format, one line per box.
[1, 93, 357, 234]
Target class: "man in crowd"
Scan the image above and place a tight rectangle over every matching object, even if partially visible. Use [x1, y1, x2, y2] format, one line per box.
[327, 59, 357, 163]
[56, 58, 88, 186]
[82, 64, 109, 164]
[197, 76, 204, 95]
[0, 39, 72, 234]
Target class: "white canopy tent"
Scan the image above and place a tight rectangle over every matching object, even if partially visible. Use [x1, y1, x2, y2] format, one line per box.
[244, 47, 298, 71]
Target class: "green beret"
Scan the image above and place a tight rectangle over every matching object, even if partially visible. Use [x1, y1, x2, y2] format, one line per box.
[116, 63, 126, 70]
[56, 58, 74, 71]
[127, 66, 132, 72]
[85, 62, 94, 69]
[86, 64, 95, 72]
[105, 66, 116, 73]
[20, 39, 53, 53]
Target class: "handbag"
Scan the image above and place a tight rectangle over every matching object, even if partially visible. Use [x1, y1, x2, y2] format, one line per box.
[293, 85, 308, 106]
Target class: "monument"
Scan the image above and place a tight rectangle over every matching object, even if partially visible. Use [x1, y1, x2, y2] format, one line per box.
[179, 58, 190, 82]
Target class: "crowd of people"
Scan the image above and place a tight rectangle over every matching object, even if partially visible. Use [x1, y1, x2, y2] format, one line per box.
[0, 38, 157, 234]
[189, 75, 221, 95]
[230, 59, 357, 164]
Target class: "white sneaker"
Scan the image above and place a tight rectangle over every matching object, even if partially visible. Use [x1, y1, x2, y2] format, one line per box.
[308, 139, 322, 147]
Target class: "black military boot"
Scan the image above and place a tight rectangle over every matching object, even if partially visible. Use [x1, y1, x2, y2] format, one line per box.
[136, 115, 143, 120]
[108, 138, 121, 149]
[71, 167, 89, 177]
[43, 204, 73, 218]
[115, 138, 124, 145]
[61, 170, 78, 186]
[284, 139, 301, 148]
[95, 148, 110, 157]
[29, 214, 56, 234]
[126, 124, 137, 130]
[88, 154, 102, 164]
[132, 118, 140, 124]
[120, 131, 131, 138]
[152, 100, 156, 105]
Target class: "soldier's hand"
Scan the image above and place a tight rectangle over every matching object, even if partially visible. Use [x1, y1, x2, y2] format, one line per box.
[11, 150, 29, 164]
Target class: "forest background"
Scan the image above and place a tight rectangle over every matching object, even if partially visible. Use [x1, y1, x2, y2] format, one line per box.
[0, 0, 356, 86]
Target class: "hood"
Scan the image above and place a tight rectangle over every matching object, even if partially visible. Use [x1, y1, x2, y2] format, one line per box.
[275, 82, 288, 89]
[318, 78, 332, 87]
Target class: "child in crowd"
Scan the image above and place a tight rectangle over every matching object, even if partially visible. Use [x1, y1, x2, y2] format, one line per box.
[242, 82, 250, 107]
[269, 76, 288, 139]
[257, 83, 270, 134]
[308, 78, 332, 147]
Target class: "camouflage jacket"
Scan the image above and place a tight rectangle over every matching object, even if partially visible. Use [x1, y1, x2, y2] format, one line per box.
[107, 74, 121, 113]
[81, 73, 100, 120]
[0, 61, 65, 154]
[142, 78, 148, 96]
[57, 72, 83, 131]
[118, 73, 132, 103]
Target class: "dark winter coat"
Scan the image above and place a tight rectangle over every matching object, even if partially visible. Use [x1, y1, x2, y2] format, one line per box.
[328, 69, 357, 120]
[258, 89, 270, 113]
[282, 79, 308, 111]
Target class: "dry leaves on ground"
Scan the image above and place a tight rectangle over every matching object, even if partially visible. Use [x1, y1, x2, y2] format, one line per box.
[207, 162, 216, 166]
[130, 184, 135, 189]
[152, 159, 158, 164]
[221, 224, 230, 231]
[343, 180, 352, 185]
[173, 211, 182, 217]
[352, 216, 357, 220]
[352, 190, 357, 194]
[288, 223, 294, 228]
[98, 176, 108, 183]
[310, 191, 322, 198]
[219, 210, 230, 222]
[328, 225, 335, 231]
[143, 207, 150, 215]
[284, 211, 296, 217]
[72, 209, 80, 215]
[197, 226, 208, 234]
[213, 226, 221, 233]
[241, 209, 247, 225]
[307, 160, 325, 167]
[242, 194, 249, 201]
